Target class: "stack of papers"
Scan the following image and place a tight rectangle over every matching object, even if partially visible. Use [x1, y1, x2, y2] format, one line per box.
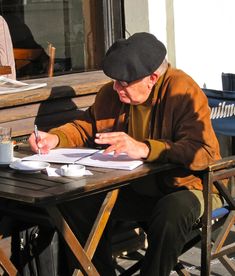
[22, 148, 143, 171]
[0, 76, 47, 94]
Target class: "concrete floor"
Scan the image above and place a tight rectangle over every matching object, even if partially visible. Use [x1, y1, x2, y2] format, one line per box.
[115, 247, 235, 275]
[114, 226, 235, 276]
[0, 226, 234, 275]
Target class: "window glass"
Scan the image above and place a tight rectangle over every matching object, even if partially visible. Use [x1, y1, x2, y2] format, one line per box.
[0, 0, 105, 79]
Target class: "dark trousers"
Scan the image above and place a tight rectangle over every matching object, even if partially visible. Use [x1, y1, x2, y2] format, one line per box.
[59, 185, 201, 276]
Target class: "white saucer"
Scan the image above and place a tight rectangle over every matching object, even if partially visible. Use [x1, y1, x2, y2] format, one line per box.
[9, 160, 50, 173]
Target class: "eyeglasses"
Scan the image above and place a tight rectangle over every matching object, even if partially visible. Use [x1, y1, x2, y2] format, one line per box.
[116, 80, 130, 87]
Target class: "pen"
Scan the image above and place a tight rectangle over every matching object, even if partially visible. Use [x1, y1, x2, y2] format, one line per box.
[34, 124, 41, 155]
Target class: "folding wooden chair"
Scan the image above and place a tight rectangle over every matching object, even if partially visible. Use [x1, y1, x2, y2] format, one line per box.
[119, 88, 235, 275]
[200, 156, 235, 275]
[13, 43, 56, 78]
[118, 156, 235, 276]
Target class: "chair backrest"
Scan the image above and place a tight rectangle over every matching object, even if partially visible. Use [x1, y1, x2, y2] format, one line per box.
[13, 48, 44, 70]
[199, 87, 235, 275]
[0, 66, 11, 75]
[203, 88, 235, 137]
[221, 72, 235, 91]
[13, 43, 56, 78]
[0, 16, 16, 79]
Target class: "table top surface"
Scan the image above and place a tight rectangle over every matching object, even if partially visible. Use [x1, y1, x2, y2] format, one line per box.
[0, 145, 176, 206]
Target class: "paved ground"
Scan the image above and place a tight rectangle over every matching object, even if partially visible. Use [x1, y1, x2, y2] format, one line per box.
[0, 226, 234, 275]
[115, 247, 235, 275]
[115, 226, 235, 275]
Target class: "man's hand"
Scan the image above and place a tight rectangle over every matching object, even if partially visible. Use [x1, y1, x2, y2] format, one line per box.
[94, 131, 149, 159]
[28, 131, 59, 154]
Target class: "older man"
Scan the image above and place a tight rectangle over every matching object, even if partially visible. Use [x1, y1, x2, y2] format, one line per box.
[29, 32, 222, 275]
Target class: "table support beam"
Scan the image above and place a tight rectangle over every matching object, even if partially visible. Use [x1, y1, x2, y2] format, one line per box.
[47, 189, 119, 276]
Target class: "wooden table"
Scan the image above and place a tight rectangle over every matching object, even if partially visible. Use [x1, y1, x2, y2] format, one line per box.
[0, 145, 176, 275]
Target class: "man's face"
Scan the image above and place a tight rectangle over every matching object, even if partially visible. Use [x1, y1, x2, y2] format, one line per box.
[113, 75, 154, 105]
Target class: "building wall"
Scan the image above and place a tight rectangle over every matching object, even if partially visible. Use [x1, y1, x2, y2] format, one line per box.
[148, 0, 235, 90]
[124, 0, 149, 37]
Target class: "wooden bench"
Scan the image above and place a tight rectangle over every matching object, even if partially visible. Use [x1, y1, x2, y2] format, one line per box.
[0, 70, 110, 139]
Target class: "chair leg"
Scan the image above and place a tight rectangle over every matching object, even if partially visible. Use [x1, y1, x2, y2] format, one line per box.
[119, 259, 142, 276]
[174, 262, 191, 276]
[219, 255, 235, 274]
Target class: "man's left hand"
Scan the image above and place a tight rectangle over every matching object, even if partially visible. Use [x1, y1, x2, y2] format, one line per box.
[95, 131, 149, 159]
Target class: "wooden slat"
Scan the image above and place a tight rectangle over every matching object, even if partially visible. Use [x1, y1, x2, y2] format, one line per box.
[14, 48, 43, 60]
[0, 109, 86, 137]
[0, 94, 95, 123]
[0, 66, 11, 75]
[0, 71, 109, 109]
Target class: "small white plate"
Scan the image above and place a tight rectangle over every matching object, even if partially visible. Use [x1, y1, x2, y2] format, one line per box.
[9, 160, 50, 173]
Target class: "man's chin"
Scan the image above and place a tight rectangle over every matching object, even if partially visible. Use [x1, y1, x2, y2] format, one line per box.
[119, 96, 131, 104]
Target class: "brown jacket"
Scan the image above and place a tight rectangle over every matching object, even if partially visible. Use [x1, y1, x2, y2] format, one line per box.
[50, 66, 221, 193]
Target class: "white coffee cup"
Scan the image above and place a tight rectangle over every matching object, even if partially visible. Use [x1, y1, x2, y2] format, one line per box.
[60, 164, 85, 177]
[0, 141, 13, 164]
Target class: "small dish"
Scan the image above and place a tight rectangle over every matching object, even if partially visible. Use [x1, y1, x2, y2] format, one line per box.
[9, 160, 50, 173]
[60, 164, 85, 177]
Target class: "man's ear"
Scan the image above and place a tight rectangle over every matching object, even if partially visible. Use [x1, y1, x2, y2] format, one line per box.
[150, 72, 159, 85]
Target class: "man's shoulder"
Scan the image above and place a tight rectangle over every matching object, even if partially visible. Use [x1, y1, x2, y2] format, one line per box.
[164, 66, 202, 93]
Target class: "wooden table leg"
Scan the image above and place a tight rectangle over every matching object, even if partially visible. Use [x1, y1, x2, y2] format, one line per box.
[46, 206, 99, 276]
[75, 189, 119, 276]
[47, 189, 119, 276]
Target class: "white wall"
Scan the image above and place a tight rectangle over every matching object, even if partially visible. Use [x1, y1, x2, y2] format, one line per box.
[148, 0, 235, 90]
[148, 0, 167, 45]
[124, 0, 149, 37]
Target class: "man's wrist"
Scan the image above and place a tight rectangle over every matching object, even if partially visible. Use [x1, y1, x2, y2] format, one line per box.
[142, 141, 151, 160]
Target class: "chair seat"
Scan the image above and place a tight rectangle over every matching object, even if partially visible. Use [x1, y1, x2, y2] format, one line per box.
[212, 206, 230, 219]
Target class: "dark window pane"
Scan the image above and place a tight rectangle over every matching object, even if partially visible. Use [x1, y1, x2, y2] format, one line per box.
[0, 0, 106, 80]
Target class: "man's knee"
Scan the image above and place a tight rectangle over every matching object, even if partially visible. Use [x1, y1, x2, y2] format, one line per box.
[150, 190, 201, 230]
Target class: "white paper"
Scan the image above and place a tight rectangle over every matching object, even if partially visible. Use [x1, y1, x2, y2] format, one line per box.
[23, 148, 143, 171]
[22, 148, 98, 164]
[77, 150, 143, 170]
[0, 76, 47, 94]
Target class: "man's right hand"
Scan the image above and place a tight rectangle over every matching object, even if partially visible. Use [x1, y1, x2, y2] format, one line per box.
[28, 131, 59, 154]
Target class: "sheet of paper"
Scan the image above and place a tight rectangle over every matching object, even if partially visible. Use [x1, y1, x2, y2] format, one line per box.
[22, 148, 143, 170]
[76, 150, 143, 170]
[0, 76, 47, 94]
[22, 148, 98, 164]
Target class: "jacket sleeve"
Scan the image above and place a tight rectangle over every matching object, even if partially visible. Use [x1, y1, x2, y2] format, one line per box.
[49, 82, 121, 148]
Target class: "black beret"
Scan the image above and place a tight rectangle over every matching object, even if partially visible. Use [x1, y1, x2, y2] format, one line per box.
[102, 32, 167, 83]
